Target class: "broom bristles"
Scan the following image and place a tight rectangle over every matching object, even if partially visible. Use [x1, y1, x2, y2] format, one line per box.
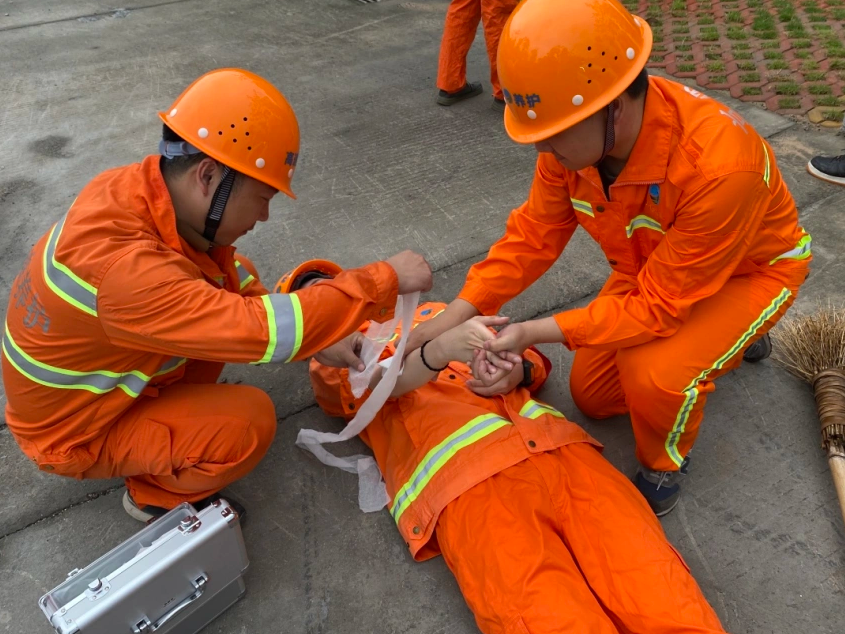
[771, 302, 845, 384]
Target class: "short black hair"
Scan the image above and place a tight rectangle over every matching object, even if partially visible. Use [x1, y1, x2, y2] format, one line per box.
[624, 67, 649, 99]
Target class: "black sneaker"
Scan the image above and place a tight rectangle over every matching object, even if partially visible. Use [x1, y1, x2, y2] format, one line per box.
[633, 457, 690, 517]
[123, 491, 247, 525]
[743, 333, 772, 363]
[807, 154, 845, 186]
[436, 82, 484, 106]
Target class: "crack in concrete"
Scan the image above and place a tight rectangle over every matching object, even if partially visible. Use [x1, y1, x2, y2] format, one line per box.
[0, 483, 125, 541]
[0, 0, 197, 33]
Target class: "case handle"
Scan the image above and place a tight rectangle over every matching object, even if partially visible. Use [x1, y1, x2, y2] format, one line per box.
[133, 573, 208, 633]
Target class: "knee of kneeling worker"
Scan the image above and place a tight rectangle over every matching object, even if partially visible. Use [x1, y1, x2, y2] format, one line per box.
[240, 388, 277, 459]
[616, 349, 679, 403]
[570, 372, 614, 419]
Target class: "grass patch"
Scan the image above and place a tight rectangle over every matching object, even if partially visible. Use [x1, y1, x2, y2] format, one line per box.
[742, 86, 763, 96]
[727, 11, 743, 23]
[709, 75, 728, 84]
[733, 42, 751, 50]
[671, 0, 686, 10]
[734, 51, 754, 60]
[697, 15, 716, 25]
[705, 51, 722, 60]
[768, 60, 790, 69]
[706, 61, 726, 72]
[650, 54, 665, 62]
[748, 0, 763, 7]
[792, 39, 812, 49]
[763, 50, 785, 59]
[678, 54, 695, 62]
[794, 50, 812, 59]
[740, 72, 761, 82]
[774, 82, 801, 95]
[802, 60, 820, 70]
[778, 97, 801, 109]
[756, 30, 779, 40]
[824, 110, 845, 122]
[678, 63, 697, 72]
[727, 26, 748, 40]
[831, 59, 845, 70]
[701, 28, 720, 41]
[815, 96, 841, 107]
[752, 11, 776, 31]
[761, 41, 781, 49]
[737, 60, 758, 70]
[674, 44, 692, 51]
[834, 9, 845, 19]
[827, 48, 845, 58]
[808, 83, 833, 95]
[804, 71, 827, 81]
[813, 24, 833, 32]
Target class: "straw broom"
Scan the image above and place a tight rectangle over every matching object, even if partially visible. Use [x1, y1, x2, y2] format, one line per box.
[771, 304, 845, 527]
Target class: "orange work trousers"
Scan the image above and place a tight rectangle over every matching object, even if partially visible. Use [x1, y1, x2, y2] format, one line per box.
[80, 360, 276, 509]
[436, 0, 519, 99]
[436, 444, 726, 634]
[570, 264, 808, 472]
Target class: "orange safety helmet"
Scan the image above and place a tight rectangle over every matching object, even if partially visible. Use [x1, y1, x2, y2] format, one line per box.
[159, 68, 300, 199]
[274, 259, 343, 294]
[497, 0, 653, 144]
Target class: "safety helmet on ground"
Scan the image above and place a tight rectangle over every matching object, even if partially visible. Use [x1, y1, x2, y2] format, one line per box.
[274, 259, 343, 294]
[497, 0, 653, 145]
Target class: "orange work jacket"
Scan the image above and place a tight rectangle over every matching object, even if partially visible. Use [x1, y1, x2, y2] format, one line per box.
[2, 156, 398, 474]
[310, 301, 599, 561]
[459, 76, 812, 351]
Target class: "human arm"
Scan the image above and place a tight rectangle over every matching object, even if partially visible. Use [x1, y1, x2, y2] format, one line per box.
[487, 172, 772, 354]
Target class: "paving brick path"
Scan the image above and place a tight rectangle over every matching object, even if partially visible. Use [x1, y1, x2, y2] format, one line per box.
[625, 0, 845, 123]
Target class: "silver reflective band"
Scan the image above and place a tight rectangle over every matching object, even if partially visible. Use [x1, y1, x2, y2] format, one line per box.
[255, 293, 304, 364]
[235, 260, 255, 290]
[2, 323, 185, 398]
[43, 216, 98, 316]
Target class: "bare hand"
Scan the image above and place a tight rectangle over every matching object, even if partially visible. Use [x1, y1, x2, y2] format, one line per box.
[467, 350, 524, 397]
[385, 250, 433, 295]
[432, 315, 511, 366]
[314, 333, 365, 371]
[484, 322, 532, 361]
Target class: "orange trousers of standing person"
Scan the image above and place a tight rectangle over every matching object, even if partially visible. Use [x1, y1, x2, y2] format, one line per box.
[436, 443, 726, 634]
[569, 262, 808, 473]
[78, 360, 276, 509]
[436, 0, 519, 99]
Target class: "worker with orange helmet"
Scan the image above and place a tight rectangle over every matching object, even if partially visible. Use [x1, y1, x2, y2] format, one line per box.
[2, 69, 432, 522]
[411, 0, 812, 516]
[289, 261, 727, 634]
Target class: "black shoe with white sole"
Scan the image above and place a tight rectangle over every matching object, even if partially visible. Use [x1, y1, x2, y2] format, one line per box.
[123, 491, 247, 525]
[807, 154, 845, 186]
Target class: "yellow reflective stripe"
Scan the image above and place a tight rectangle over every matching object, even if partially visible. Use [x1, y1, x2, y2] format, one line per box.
[235, 260, 255, 290]
[570, 197, 595, 218]
[625, 215, 665, 239]
[770, 233, 812, 265]
[390, 414, 512, 523]
[42, 218, 98, 317]
[1, 323, 184, 398]
[665, 288, 792, 466]
[254, 293, 303, 364]
[762, 141, 771, 188]
[518, 399, 565, 420]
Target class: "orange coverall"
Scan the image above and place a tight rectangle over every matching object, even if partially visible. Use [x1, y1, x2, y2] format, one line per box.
[458, 76, 811, 472]
[310, 302, 726, 634]
[437, 0, 519, 100]
[2, 156, 399, 508]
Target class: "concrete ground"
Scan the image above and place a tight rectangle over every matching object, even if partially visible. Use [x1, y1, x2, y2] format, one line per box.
[1, 1, 844, 632]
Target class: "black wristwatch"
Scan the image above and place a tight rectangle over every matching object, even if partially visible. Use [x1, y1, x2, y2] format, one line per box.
[520, 359, 535, 387]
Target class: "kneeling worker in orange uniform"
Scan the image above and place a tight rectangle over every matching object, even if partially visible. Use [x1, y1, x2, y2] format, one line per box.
[412, 0, 812, 515]
[284, 262, 728, 634]
[1, 69, 432, 522]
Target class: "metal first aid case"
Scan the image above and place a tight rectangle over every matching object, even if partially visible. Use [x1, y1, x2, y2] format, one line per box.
[39, 499, 249, 634]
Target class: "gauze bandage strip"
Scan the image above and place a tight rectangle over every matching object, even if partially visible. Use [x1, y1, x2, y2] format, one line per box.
[296, 292, 419, 513]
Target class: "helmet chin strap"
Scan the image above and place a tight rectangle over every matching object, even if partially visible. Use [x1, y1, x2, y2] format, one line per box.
[595, 101, 617, 166]
[203, 165, 236, 242]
